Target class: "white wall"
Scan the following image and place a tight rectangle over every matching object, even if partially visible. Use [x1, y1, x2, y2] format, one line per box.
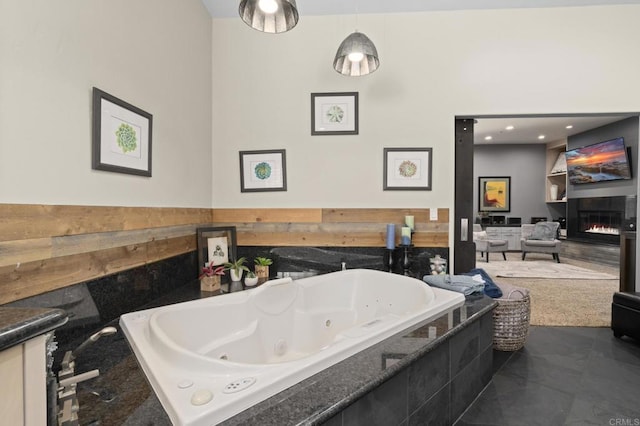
[0, 0, 213, 208]
[3, 4, 639, 214]
[211, 6, 640, 210]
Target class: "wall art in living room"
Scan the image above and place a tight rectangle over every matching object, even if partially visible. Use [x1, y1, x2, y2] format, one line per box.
[478, 176, 511, 212]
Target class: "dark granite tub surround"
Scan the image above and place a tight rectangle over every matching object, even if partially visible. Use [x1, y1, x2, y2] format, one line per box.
[221, 294, 496, 426]
[0, 247, 484, 425]
[0, 306, 68, 351]
[69, 286, 494, 426]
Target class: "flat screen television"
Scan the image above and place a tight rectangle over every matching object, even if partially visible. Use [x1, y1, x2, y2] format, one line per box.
[565, 137, 632, 184]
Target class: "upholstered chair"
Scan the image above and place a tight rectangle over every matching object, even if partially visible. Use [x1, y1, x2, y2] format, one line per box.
[473, 224, 508, 262]
[520, 221, 562, 263]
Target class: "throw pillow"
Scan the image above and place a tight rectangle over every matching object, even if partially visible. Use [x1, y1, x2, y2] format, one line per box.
[473, 230, 488, 241]
[528, 221, 559, 241]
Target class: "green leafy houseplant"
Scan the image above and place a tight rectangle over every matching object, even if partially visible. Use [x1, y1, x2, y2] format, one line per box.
[254, 256, 272, 281]
[254, 257, 273, 266]
[224, 257, 250, 282]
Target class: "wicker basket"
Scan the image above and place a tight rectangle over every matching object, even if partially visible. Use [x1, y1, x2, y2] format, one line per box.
[493, 289, 531, 351]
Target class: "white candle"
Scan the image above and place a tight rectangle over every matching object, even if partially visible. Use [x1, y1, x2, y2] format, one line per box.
[405, 215, 415, 230]
[401, 226, 411, 245]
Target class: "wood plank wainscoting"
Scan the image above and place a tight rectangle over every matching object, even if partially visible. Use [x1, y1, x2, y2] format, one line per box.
[0, 205, 449, 304]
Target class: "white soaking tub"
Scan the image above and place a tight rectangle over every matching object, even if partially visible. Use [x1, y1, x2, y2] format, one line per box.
[120, 269, 465, 426]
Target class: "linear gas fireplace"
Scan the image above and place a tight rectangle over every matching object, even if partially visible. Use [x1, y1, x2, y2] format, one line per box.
[567, 196, 636, 245]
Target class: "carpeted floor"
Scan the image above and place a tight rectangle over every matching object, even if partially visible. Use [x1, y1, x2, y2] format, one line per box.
[478, 252, 619, 327]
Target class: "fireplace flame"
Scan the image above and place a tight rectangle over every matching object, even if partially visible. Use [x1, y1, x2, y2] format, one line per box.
[585, 225, 619, 235]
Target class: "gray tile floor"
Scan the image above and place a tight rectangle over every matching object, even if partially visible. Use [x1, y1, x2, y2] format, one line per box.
[455, 326, 640, 426]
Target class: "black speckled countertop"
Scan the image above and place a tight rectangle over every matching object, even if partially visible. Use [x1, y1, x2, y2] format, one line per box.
[65, 280, 496, 426]
[0, 307, 68, 351]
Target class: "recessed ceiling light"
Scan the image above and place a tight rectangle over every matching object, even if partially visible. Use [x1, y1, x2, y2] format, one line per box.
[484, 136, 493, 141]
[505, 125, 514, 130]
[566, 125, 573, 129]
[538, 135, 545, 140]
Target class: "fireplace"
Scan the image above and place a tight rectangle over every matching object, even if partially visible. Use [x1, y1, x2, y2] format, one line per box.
[567, 196, 635, 245]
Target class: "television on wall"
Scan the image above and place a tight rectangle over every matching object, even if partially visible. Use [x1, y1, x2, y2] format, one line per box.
[565, 137, 632, 184]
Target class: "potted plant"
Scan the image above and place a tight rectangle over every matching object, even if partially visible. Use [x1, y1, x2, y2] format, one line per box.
[254, 256, 273, 282]
[244, 271, 259, 287]
[224, 257, 249, 282]
[199, 262, 225, 292]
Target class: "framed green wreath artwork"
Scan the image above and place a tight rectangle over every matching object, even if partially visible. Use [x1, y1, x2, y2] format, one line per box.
[239, 149, 287, 192]
[383, 148, 433, 190]
[92, 87, 153, 176]
[311, 92, 358, 135]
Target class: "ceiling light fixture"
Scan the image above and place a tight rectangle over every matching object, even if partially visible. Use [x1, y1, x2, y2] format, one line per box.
[239, 0, 299, 33]
[484, 136, 493, 141]
[333, 31, 379, 76]
[333, 1, 379, 77]
[538, 135, 546, 140]
[505, 125, 514, 130]
[566, 125, 573, 129]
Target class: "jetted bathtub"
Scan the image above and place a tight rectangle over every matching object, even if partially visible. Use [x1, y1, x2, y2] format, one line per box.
[120, 269, 465, 425]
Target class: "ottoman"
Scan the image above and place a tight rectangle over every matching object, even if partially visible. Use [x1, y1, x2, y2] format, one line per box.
[611, 292, 640, 341]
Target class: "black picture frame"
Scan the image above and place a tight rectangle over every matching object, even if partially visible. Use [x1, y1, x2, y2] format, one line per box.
[196, 226, 237, 273]
[478, 176, 511, 212]
[239, 149, 287, 192]
[383, 148, 433, 190]
[92, 87, 153, 177]
[311, 92, 359, 135]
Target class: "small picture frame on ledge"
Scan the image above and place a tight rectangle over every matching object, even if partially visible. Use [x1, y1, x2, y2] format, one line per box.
[196, 226, 237, 271]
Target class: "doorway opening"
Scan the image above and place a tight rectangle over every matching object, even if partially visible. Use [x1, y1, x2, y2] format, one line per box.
[453, 112, 639, 272]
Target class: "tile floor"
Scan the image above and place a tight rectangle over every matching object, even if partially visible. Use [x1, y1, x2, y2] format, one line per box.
[455, 326, 640, 426]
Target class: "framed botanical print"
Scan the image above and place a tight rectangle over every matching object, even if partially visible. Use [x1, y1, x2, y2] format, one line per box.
[311, 92, 358, 135]
[196, 226, 237, 270]
[92, 87, 153, 176]
[239, 149, 287, 192]
[383, 148, 433, 190]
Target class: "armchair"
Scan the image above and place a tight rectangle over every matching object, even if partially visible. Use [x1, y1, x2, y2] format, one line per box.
[520, 221, 561, 263]
[473, 224, 508, 262]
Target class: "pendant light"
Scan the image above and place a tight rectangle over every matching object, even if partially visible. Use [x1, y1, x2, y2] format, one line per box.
[333, 31, 379, 76]
[239, 0, 299, 33]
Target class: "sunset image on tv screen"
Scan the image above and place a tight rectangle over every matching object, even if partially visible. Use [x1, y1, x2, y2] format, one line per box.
[565, 137, 631, 184]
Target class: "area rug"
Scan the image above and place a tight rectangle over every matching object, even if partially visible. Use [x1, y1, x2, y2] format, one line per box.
[492, 274, 619, 327]
[481, 260, 618, 280]
[479, 254, 619, 327]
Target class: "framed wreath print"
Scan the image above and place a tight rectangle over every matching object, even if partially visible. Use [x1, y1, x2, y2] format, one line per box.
[383, 148, 433, 190]
[239, 149, 287, 192]
[92, 87, 153, 176]
[478, 176, 511, 212]
[311, 92, 358, 135]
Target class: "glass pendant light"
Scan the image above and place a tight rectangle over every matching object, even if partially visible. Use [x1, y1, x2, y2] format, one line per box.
[238, 0, 299, 33]
[333, 31, 379, 77]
